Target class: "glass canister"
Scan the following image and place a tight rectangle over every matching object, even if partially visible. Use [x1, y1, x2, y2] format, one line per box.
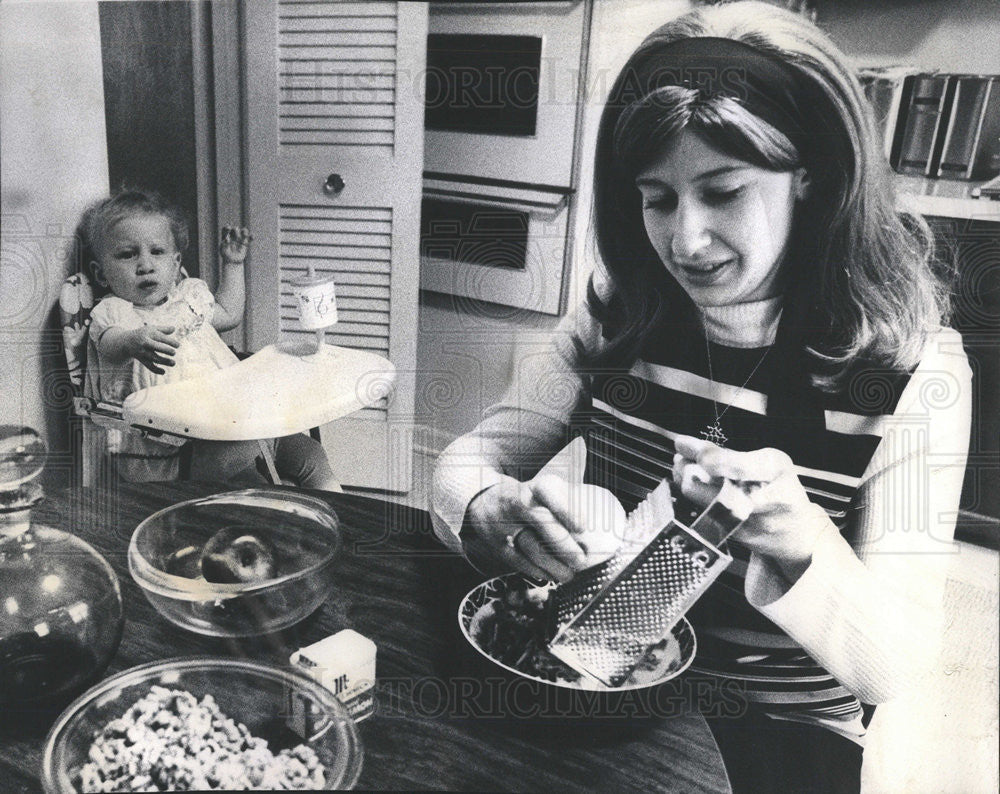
[0, 427, 124, 730]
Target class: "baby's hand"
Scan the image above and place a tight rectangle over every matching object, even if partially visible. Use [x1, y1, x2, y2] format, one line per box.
[220, 225, 252, 264]
[129, 325, 179, 375]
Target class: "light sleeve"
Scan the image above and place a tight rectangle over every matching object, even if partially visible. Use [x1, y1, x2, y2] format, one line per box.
[85, 297, 147, 403]
[88, 296, 140, 350]
[744, 327, 973, 703]
[430, 298, 608, 552]
[177, 277, 216, 320]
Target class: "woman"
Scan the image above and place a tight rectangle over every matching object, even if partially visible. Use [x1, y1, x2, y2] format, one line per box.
[431, 2, 971, 792]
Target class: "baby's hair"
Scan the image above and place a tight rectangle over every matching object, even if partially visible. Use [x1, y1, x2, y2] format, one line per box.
[81, 188, 189, 280]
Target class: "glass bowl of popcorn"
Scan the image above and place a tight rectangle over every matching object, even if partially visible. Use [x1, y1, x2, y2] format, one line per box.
[41, 657, 364, 793]
[128, 489, 342, 637]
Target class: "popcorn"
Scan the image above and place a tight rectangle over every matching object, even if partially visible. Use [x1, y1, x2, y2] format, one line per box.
[73, 686, 326, 792]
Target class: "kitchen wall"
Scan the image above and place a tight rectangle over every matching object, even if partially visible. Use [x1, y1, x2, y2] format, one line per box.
[0, 1, 109, 486]
[817, 0, 1000, 73]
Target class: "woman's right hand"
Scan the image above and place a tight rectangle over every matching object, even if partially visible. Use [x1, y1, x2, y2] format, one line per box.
[462, 475, 595, 583]
[462, 474, 628, 582]
[129, 325, 179, 374]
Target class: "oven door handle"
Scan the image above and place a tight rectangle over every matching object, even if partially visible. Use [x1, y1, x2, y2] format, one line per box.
[423, 177, 572, 219]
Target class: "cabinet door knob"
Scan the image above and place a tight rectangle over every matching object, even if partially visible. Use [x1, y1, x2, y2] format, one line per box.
[323, 173, 345, 196]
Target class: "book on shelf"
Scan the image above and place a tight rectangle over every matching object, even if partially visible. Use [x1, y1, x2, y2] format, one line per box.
[857, 64, 920, 163]
[935, 75, 1000, 181]
[893, 73, 956, 177]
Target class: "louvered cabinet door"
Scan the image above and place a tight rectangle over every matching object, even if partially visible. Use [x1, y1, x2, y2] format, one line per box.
[243, 0, 426, 491]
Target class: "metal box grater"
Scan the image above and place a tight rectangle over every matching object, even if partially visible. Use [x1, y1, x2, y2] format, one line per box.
[548, 479, 753, 687]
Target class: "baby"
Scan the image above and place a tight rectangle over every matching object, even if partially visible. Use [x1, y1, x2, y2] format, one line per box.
[82, 188, 337, 489]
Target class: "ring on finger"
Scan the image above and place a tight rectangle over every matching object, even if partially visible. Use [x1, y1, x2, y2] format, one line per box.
[505, 527, 529, 550]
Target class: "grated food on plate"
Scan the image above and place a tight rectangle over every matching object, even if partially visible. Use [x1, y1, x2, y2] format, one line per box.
[74, 686, 325, 792]
[471, 579, 683, 688]
[472, 582, 579, 684]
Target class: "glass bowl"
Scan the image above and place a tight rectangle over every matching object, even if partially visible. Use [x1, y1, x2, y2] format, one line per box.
[458, 573, 696, 692]
[0, 523, 124, 728]
[41, 657, 363, 792]
[128, 489, 342, 637]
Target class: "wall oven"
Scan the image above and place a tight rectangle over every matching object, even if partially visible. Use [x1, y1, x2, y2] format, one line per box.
[419, 1, 590, 315]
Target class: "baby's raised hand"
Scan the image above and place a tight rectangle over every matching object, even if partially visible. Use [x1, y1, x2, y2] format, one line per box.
[130, 325, 179, 375]
[220, 225, 252, 264]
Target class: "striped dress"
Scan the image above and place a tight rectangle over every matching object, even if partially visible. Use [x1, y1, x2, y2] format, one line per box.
[431, 297, 971, 743]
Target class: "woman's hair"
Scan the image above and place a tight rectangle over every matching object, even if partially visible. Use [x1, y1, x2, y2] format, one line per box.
[590, 0, 952, 391]
[81, 187, 189, 278]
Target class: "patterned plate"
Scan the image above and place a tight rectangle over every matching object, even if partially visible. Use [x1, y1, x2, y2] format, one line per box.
[458, 573, 697, 691]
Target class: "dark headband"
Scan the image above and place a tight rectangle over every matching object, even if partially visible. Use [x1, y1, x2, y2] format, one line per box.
[618, 36, 814, 154]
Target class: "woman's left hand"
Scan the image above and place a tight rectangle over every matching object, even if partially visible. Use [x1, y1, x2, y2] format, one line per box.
[672, 435, 831, 583]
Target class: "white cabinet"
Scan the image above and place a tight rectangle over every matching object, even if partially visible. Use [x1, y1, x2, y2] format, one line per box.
[239, 0, 428, 491]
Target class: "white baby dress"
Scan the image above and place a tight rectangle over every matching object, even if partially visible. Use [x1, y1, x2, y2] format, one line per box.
[84, 278, 239, 481]
[87, 277, 239, 400]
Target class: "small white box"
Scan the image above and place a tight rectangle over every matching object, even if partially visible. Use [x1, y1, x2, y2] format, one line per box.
[290, 629, 376, 722]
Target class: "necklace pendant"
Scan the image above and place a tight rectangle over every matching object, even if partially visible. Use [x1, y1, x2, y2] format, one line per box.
[701, 420, 728, 447]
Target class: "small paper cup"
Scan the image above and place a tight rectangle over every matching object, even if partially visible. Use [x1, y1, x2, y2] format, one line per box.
[290, 274, 338, 330]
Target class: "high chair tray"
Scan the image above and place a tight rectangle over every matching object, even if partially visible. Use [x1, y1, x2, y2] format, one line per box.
[122, 343, 395, 441]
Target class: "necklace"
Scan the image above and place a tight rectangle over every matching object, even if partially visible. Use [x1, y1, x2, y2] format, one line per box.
[701, 332, 771, 447]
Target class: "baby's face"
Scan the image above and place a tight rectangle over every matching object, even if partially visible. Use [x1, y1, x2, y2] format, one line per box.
[93, 213, 181, 306]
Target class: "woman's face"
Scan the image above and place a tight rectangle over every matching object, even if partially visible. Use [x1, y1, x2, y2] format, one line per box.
[635, 129, 807, 307]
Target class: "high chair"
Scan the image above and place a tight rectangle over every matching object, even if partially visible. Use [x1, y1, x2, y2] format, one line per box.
[59, 269, 394, 489]
[60, 268, 182, 487]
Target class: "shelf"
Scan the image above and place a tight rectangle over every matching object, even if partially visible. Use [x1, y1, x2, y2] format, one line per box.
[896, 174, 1000, 222]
